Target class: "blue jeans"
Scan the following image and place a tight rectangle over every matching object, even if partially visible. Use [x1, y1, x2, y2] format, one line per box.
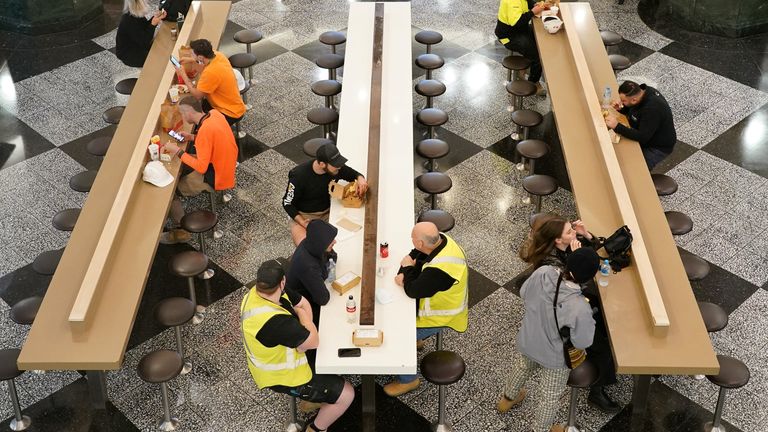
[642, 147, 670, 170]
[397, 327, 443, 383]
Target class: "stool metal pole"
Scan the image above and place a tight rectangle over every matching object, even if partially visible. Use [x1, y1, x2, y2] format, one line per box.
[8, 380, 31, 431]
[187, 277, 205, 325]
[158, 382, 180, 431]
[245, 43, 254, 83]
[285, 396, 302, 432]
[174, 326, 193, 375]
[706, 387, 728, 432]
[433, 384, 453, 432]
[534, 195, 543, 213]
[196, 234, 215, 280]
[565, 387, 581, 432]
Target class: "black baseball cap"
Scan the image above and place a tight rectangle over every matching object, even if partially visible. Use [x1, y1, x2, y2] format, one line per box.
[316, 143, 348, 167]
[255, 259, 287, 291]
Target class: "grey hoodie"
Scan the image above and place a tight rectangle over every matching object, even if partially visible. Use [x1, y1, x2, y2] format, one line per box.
[517, 265, 595, 369]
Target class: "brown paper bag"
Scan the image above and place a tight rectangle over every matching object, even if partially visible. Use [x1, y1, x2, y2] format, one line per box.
[159, 102, 183, 133]
[328, 180, 365, 208]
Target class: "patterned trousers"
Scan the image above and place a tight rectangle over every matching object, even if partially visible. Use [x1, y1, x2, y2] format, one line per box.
[503, 353, 570, 432]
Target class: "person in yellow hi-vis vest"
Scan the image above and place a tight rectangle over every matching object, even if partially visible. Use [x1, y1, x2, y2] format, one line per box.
[383, 222, 469, 397]
[241, 260, 354, 432]
[495, 0, 552, 94]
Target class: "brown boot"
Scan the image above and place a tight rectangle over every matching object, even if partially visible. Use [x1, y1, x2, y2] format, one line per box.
[496, 389, 527, 413]
[550, 424, 565, 432]
[416, 339, 427, 351]
[298, 400, 323, 413]
[383, 379, 421, 397]
[159, 229, 191, 245]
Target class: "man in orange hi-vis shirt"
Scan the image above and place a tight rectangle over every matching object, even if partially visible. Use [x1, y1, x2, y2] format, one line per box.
[161, 97, 238, 244]
[174, 38, 246, 124]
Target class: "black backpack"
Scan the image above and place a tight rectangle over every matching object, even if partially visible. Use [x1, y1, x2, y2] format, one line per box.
[596, 225, 633, 271]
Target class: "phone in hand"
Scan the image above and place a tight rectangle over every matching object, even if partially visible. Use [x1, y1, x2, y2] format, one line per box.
[170, 55, 181, 69]
[338, 348, 361, 358]
[168, 130, 185, 142]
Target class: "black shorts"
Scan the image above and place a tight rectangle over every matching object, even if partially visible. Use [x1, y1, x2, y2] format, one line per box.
[269, 374, 345, 404]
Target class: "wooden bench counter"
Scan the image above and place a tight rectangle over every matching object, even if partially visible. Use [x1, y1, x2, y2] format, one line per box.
[18, 1, 231, 372]
[533, 3, 718, 375]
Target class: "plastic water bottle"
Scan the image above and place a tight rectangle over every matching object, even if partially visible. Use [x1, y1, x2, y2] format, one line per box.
[602, 86, 612, 109]
[346, 295, 357, 323]
[326, 258, 336, 284]
[599, 259, 611, 287]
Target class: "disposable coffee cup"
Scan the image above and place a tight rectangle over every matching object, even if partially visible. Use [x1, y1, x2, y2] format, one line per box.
[168, 86, 180, 103]
[148, 143, 160, 161]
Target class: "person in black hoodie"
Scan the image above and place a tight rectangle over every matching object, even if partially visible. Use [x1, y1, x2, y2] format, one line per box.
[604, 80, 677, 170]
[285, 220, 338, 329]
[115, 0, 166, 68]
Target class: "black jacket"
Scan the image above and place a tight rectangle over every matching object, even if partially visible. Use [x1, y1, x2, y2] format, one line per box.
[282, 161, 362, 219]
[115, 13, 155, 68]
[615, 85, 677, 153]
[159, 0, 191, 21]
[285, 220, 338, 326]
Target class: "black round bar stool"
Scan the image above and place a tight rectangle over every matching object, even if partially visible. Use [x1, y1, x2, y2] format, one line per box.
[307, 107, 339, 140]
[564, 360, 598, 432]
[600, 30, 623, 47]
[10, 297, 43, 326]
[416, 138, 449, 172]
[311, 80, 342, 110]
[609, 54, 631, 72]
[415, 54, 444, 80]
[155, 297, 196, 375]
[705, 355, 750, 432]
[665, 211, 693, 236]
[32, 248, 64, 275]
[52, 208, 81, 232]
[233, 29, 263, 83]
[420, 350, 466, 431]
[319, 31, 346, 54]
[0, 349, 31, 431]
[506, 80, 536, 112]
[511, 109, 543, 141]
[415, 30, 442, 54]
[316, 53, 344, 81]
[502, 55, 532, 82]
[415, 79, 446, 109]
[69, 170, 98, 193]
[180, 210, 218, 280]
[416, 108, 448, 140]
[115, 78, 138, 96]
[680, 251, 710, 282]
[416, 172, 452, 210]
[522, 175, 558, 213]
[87, 136, 111, 158]
[516, 139, 549, 174]
[137, 350, 184, 431]
[652, 173, 678, 196]
[418, 209, 455, 233]
[169, 250, 210, 324]
[303, 138, 333, 158]
[102, 106, 125, 125]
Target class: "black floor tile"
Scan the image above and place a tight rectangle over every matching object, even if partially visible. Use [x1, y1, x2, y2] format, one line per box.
[5, 40, 105, 82]
[703, 103, 768, 180]
[502, 265, 532, 297]
[660, 41, 765, 90]
[218, 19, 288, 64]
[597, 380, 742, 432]
[329, 383, 431, 432]
[272, 127, 324, 165]
[293, 38, 347, 64]
[0, 378, 139, 432]
[0, 108, 56, 171]
[58, 125, 116, 172]
[682, 247, 759, 315]
[653, 140, 697, 175]
[125, 243, 242, 350]
[468, 267, 501, 307]
[609, 38, 655, 67]
[413, 125, 483, 174]
[236, 134, 270, 163]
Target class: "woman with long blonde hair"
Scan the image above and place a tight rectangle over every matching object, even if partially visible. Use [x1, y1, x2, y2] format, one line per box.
[115, 0, 167, 67]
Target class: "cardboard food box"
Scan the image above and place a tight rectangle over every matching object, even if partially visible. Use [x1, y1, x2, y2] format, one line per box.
[331, 271, 361, 295]
[328, 180, 365, 208]
[352, 329, 384, 347]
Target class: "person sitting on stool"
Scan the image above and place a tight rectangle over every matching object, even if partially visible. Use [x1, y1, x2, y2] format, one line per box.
[383, 221, 469, 397]
[241, 260, 355, 432]
[495, 0, 551, 94]
[604, 80, 677, 170]
[161, 96, 238, 244]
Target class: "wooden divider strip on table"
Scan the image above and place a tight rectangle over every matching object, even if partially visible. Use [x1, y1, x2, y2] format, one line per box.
[558, 5, 669, 328]
[18, 1, 231, 370]
[359, 3, 385, 326]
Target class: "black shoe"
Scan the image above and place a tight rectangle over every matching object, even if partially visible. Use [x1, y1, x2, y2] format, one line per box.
[588, 387, 621, 414]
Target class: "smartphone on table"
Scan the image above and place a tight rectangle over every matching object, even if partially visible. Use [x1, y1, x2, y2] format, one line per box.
[338, 348, 361, 358]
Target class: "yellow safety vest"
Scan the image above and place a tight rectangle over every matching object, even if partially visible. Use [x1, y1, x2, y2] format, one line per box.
[497, 0, 530, 45]
[240, 289, 312, 389]
[417, 234, 469, 332]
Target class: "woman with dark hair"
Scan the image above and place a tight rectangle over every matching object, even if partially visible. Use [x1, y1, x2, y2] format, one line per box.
[115, 0, 166, 67]
[518, 213, 620, 413]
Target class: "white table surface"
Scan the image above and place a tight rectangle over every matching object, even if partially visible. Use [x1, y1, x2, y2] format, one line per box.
[315, 2, 417, 376]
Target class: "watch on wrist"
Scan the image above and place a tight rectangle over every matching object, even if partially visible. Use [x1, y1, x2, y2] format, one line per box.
[176, 149, 185, 158]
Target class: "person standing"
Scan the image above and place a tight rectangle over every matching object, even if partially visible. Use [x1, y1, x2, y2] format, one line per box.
[161, 96, 238, 244]
[604, 80, 677, 170]
[173, 38, 246, 125]
[495, 0, 550, 94]
[383, 222, 469, 397]
[241, 260, 354, 432]
[282, 143, 368, 246]
[497, 249, 600, 432]
[115, 0, 167, 67]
